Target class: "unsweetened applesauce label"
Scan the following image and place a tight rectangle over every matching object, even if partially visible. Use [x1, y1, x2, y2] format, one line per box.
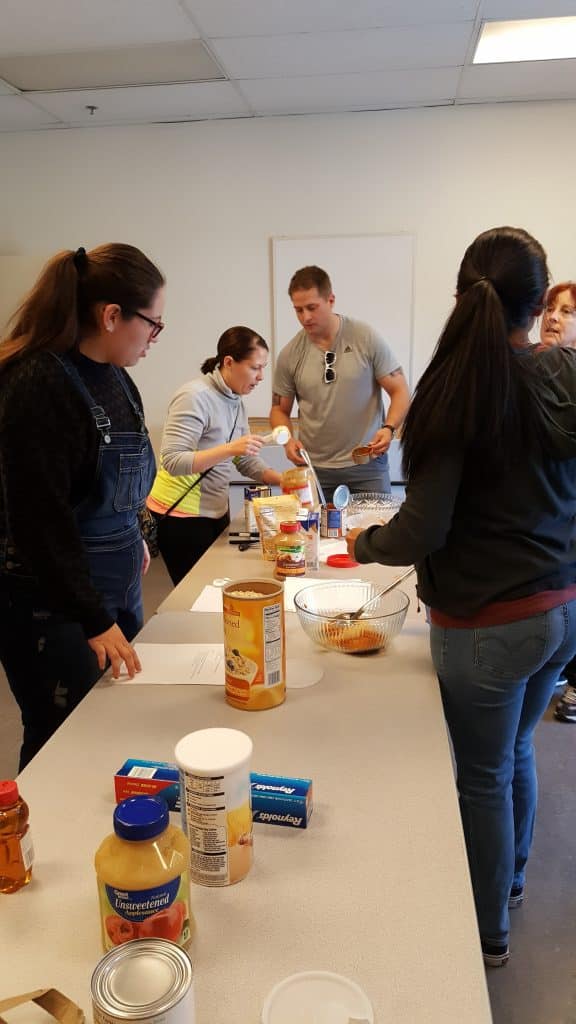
[97, 872, 191, 950]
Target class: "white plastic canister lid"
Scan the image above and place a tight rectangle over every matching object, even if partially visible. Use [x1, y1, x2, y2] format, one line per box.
[174, 728, 253, 776]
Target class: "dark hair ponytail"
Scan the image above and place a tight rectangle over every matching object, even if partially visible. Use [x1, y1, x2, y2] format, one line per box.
[0, 243, 164, 370]
[201, 325, 268, 375]
[402, 226, 549, 478]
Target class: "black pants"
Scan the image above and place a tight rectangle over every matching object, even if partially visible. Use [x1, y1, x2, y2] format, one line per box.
[0, 579, 102, 771]
[156, 511, 230, 586]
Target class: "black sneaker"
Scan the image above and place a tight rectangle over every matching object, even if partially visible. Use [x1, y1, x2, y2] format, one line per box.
[508, 885, 524, 908]
[555, 684, 576, 722]
[481, 940, 510, 968]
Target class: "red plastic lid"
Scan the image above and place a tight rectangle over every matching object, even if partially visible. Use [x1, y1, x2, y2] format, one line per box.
[279, 521, 300, 533]
[0, 780, 19, 807]
[327, 553, 359, 569]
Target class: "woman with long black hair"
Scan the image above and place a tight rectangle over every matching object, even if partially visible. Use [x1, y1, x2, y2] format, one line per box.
[347, 227, 576, 967]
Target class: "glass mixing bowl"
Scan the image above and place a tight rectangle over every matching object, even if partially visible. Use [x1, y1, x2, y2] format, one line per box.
[345, 492, 403, 530]
[293, 581, 409, 654]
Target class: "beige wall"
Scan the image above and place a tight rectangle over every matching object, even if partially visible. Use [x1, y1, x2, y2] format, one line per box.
[0, 100, 574, 449]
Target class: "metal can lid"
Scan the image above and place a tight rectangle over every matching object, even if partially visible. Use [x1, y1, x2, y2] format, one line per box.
[91, 939, 193, 1019]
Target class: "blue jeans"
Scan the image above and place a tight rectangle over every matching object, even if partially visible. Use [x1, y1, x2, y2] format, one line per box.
[430, 601, 576, 946]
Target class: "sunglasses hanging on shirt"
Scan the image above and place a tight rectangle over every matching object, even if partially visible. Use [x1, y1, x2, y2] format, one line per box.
[324, 350, 336, 384]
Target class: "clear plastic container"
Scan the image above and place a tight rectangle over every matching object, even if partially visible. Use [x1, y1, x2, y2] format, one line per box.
[280, 467, 316, 508]
[0, 780, 34, 893]
[95, 796, 192, 951]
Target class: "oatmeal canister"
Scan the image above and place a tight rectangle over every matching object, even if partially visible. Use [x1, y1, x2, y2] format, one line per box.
[175, 728, 253, 887]
[222, 578, 286, 710]
[91, 938, 194, 1023]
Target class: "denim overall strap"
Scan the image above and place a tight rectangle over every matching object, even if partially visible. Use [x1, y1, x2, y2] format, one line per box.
[53, 354, 156, 548]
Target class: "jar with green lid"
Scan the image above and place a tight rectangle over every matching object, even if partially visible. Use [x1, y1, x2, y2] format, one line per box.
[274, 521, 306, 579]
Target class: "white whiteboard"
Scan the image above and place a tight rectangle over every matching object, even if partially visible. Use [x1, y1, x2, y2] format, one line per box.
[271, 234, 414, 385]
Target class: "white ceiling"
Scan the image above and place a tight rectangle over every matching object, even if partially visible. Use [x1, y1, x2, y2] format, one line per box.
[0, 0, 575, 132]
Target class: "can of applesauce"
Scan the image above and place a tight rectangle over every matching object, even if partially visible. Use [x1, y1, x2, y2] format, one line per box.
[222, 579, 285, 710]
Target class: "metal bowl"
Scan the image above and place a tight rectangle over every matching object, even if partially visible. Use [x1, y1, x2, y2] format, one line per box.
[293, 581, 409, 654]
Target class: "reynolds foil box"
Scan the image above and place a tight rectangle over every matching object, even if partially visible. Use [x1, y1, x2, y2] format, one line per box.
[250, 772, 313, 829]
[114, 758, 181, 811]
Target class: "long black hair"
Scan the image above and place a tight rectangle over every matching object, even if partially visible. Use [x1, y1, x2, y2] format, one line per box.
[402, 226, 549, 477]
[201, 326, 268, 375]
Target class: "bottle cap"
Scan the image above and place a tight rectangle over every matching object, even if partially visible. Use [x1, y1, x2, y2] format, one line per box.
[113, 796, 169, 841]
[0, 780, 19, 807]
[279, 521, 299, 533]
[327, 553, 359, 568]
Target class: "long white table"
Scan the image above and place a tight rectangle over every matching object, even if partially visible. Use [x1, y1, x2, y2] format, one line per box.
[2, 531, 492, 1023]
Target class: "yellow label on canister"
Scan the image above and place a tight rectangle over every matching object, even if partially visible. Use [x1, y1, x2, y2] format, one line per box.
[222, 579, 286, 711]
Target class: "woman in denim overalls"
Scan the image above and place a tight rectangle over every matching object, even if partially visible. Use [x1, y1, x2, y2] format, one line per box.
[0, 243, 165, 769]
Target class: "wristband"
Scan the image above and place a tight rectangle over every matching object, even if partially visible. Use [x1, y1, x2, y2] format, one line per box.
[382, 424, 396, 436]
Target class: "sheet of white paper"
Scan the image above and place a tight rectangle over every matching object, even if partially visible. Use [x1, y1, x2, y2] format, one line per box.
[113, 643, 226, 685]
[189, 577, 364, 614]
[190, 585, 222, 613]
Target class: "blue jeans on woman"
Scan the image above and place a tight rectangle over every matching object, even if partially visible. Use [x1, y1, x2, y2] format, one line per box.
[430, 601, 576, 947]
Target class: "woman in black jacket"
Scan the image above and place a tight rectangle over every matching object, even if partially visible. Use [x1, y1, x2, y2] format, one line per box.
[347, 227, 576, 967]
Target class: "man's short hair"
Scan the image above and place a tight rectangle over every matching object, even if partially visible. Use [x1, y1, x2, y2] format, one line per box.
[288, 266, 332, 299]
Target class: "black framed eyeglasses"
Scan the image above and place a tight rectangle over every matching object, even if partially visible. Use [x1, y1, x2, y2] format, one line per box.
[125, 309, 165, 339]
[324, 350, 336, 384]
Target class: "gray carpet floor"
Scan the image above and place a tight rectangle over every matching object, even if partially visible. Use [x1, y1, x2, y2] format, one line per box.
[0, 554, 574, 1023]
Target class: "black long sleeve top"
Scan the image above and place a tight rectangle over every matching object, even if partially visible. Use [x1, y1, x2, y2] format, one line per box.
[355, 347, 576, 616]
[0, 349, 145, 636]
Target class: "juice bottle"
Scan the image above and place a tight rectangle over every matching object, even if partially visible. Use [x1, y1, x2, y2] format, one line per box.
[0, 780, 34, 893]
[95, 795, 192, 951]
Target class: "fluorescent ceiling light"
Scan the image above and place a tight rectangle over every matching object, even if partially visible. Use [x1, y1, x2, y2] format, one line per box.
[474, 16, 576, 64]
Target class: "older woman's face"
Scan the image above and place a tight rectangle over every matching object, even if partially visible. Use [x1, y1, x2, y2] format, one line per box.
[540, 289, 576, 349]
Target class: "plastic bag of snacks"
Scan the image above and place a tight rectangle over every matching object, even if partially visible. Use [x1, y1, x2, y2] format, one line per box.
[253, 494, 300, 561]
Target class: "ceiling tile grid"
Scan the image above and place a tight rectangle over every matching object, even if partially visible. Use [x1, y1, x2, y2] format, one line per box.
[0, 0, 575, 130]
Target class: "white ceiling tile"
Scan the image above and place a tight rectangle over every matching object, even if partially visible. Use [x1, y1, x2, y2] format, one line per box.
[239, 67, 460, 115]
[0, 41, 222, 92]
[0, 0, 199, 56]
[0, 93, 61, 129]
[212, 24, 473, 80]
[480, 1, 576, 18]
[186, 0, 477, 37]
[458, 57, 576, 100]
[28, 82, 250, 124]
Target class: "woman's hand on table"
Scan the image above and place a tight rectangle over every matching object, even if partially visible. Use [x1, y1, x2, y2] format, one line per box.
[88, 624, 142, 679]
[345, 527, 363, 559]
[228, 434, 264, 459]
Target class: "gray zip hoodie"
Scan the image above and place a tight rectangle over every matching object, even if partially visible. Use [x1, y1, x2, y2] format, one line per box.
[156, 368, 268, 518]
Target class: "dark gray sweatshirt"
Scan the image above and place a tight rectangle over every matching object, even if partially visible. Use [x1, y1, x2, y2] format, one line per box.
[355, 347, 576, 616]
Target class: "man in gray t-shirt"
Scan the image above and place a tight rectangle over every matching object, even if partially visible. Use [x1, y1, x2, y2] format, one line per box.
[270, 265, 410, 501]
